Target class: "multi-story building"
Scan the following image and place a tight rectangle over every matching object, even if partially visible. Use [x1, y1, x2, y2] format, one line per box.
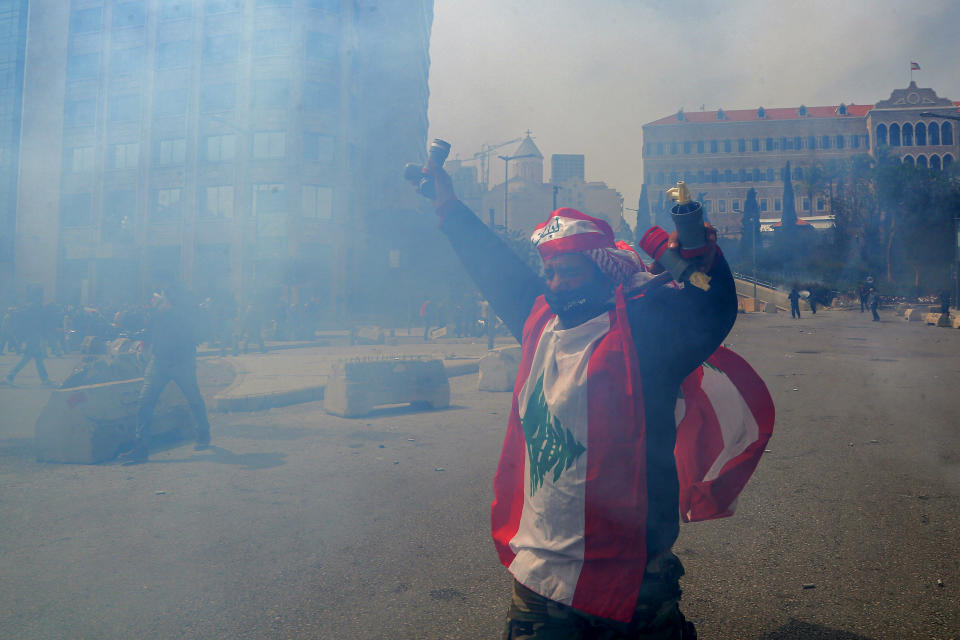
[641, 83, 959, 239]
[0, 0, 28, 302]
[550, 153, 583, 183]
[12, 0, 432, 322]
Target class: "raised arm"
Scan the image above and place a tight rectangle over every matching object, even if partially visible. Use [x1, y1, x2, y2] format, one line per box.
[423, 167, 544, 342]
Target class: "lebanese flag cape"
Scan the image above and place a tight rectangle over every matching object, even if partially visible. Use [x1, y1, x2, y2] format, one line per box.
[490, 288, 774, 622]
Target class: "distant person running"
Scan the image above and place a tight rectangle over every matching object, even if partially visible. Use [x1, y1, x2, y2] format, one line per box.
[3, 295, 52, 386]
[869, 289, 880, 322]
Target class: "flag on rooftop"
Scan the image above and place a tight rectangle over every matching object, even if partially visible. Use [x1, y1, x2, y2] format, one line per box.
[911, 61, 921, 71]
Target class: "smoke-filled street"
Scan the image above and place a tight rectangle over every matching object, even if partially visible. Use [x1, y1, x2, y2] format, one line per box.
[0, 308, 957, 639]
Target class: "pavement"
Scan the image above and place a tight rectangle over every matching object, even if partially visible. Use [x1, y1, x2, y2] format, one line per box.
[1, 309, 958, 639]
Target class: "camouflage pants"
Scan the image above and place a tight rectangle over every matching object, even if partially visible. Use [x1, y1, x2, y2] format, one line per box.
[502, 552, 696, 640]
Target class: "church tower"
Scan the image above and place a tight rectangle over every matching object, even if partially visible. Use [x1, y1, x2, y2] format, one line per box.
[511, 133, 544, 184]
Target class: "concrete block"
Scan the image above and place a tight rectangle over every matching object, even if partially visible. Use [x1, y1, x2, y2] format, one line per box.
[323, 357, 450, 418]
[904, 308, 924, 321]
[352, 325, 384, 345]
[478, 346, 521, 392]
[429, 326, 448, 340]
[34, 379, 192, 464]
[923, 313, 940, 325]
[952, 315, 960, 329]
[937, 313, 952, 328]
[738, 297, 757, 313]
[763, 301, 778, 313]
[896, 303, 909, 314]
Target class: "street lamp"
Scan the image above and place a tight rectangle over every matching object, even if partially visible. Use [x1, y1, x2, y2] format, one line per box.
[498, 153, 537, 230]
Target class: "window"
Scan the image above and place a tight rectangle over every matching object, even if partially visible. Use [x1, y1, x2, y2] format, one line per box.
[836, 134, 845, 149]
[669, 142, 678, 155]
[760, 199, 768, 212]
[109, 93, 140, 122]
[753, 168, 762, 182]
[807, 135, 816, 150]
[697, 141, 704, 154]
[656, 172, 664, 184]
[944, 154, 953, 169]
[781, 137, 791, 151]
[710, 169, 718, 183]
[67, 53, 100, 81]
[732, 200, 741, 212]
[851, 135, 861, 149]
[718, 200, 726, 213]
[656, 142, 664, 155]
[69, 146, 95, 172]
[942, 122, 954, 145]
[103, 190, 136, 234]
[765, 137, 774, 151]
[160, 0, 193, 21]
[109, 142, 139, 169]
[915, 123, 926, 146]
[157, 41, 191, 69]
[889, 124, 901, 146]
[200, 83, 236, 112]
[774, 198, 781, 212]
[153, 188, 182, 221]
[202, 185, 234, 218]
[817, 198, 825, 211]
[820, 135, 831, 150]
[802, 197, 810, 211]
[205, 134, 236, 162]
[917, 155, 928, 169]
[793, 167, 803, 180]
[303, 82, 338, 113]
[113, 1, 146, 29]
[253, 131, 285, 159]
[928, 122, 940, 145]
[901, 124, 913, 147]
[723, 140, 731, 153]
[724, 169, 733, 183]
[65, 99, 96, 127]
[302, 185, 333, 219]
[60, 193, 92, 227]
[157, 138, 186, 165]
[303, 133, 335, 162]
[931, 155, 942, 170]
[709, 140, 717, 153]
[252, 183, 286, 214]
[738, 169, 747, 182]
[682, 141, 691, 154]
[254, 29, 292, 57]
[751, 138, 760, 152]
[766, 168, 774, 182]
[737, 139, 746, 153]
[110, 47, 144, 76]
[203, 34, 239, 65]
[703, 200, 711, 213]
[70, 7, 102, 33]
[306, 31, 338, 60]
[252, 79, 290, 110]
[154, 88, 188, 118]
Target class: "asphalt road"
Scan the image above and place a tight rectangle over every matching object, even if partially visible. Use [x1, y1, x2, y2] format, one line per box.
[0, 308, 957, 639]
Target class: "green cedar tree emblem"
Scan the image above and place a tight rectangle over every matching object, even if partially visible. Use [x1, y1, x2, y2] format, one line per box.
[521, 375, 587, 497]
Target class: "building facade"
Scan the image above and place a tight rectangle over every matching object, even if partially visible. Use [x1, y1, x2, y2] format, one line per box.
[11, 0, 432, 321]
[0, 0, 28, 302]
[641, 83, 959, 239]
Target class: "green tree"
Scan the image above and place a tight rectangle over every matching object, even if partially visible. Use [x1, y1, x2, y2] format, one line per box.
[799, 163, 826, 218]
[739, 187, 760, 262]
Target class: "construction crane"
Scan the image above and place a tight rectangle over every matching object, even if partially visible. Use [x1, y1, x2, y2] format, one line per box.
[458, 137, 523, 193]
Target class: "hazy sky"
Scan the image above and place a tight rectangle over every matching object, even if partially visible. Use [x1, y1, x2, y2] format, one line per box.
[427, 0, 960, 227]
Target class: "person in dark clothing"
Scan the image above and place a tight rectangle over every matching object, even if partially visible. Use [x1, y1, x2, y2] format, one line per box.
[870, 289, 880, 322]
[788, 285, 801, 319]
[939, 289, 950, 315]
[414, 166, 736, 639]
[124, 287, 211, 464]
[859, 286, 868, 312]
[4, 300, 51, 386]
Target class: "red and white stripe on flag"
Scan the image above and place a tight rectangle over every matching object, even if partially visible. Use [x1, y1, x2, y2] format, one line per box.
[911, 61, 921, 71]
[674, 346, 775, 522]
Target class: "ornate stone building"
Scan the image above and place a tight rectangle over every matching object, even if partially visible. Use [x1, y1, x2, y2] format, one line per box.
[641, 83, 958, 239]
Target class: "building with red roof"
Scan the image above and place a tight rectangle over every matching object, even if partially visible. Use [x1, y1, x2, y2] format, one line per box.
[641, 82, 959, 240]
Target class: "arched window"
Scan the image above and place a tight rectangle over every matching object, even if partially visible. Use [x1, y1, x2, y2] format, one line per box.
[902, 123, 913, 146]
[916, 155, 927, 169]
[902, 155, 914, 166]
[945, 154, 954, 169]
[931, 155, 941, 171]
[876, 124, 887, 146]
[916, 123, 926, 146]
[929, 122, 940, 145]
[889, 123, 901, 146]
[942, 122, 953, 145]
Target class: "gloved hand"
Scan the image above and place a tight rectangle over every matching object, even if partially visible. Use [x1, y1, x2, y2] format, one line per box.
[406, 164, 457, 212]
[639, 223, 719, 274]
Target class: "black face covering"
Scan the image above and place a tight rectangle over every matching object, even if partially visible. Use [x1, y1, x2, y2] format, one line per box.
[544, 279, 615, 327]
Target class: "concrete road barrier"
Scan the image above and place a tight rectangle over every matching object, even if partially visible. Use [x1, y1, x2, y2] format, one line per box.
[904, 308, 924, 321]
[478, 346, 521, 392]
[323, 357, 450, 418]
[763, 301, 778, 313]
[35, 378, 193, 464]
